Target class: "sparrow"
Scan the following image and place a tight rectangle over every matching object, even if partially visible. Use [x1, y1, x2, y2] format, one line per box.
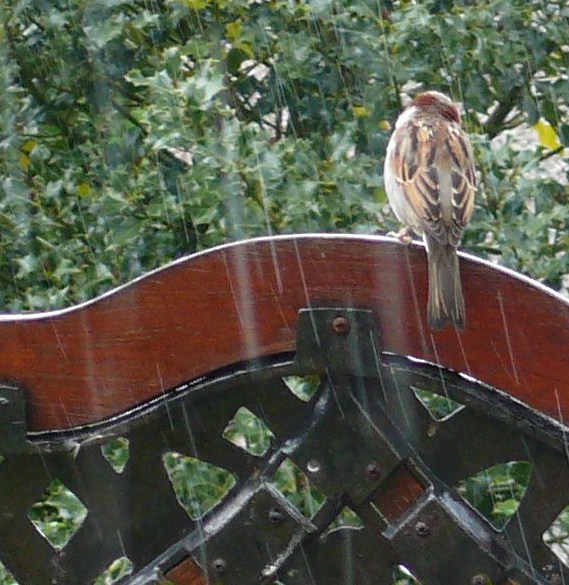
[383, 91, 476, 330]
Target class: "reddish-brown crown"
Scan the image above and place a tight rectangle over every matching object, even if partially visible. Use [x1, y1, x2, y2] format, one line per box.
[411, 91, 461, 124]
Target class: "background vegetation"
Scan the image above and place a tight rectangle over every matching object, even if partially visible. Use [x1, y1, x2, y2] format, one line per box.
[0, 0, 568, 311]
[0, 0, 568, 583]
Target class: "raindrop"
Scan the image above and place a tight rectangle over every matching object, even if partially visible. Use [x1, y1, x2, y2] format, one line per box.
[28, 478, 88, 551]
[456, 461, 531, 531]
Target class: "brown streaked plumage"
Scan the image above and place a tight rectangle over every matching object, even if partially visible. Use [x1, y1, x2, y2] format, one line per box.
[384, 91, 477, 330]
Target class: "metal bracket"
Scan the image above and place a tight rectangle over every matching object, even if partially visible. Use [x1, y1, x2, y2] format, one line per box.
[291, 379, 401, 503]
[384, 490, 519, 584]
[193, 486, 308, 584]
[1, 307, 568, 584]
[294, 308, 381, 377]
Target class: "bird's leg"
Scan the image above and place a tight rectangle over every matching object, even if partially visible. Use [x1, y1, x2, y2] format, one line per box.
[387, 226, 413, 244]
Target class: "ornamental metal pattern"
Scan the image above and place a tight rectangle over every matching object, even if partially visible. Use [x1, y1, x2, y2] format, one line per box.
[0, 308, 568, 584]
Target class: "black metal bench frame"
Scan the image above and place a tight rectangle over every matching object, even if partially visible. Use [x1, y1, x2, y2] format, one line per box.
[1, 235, 568, 585]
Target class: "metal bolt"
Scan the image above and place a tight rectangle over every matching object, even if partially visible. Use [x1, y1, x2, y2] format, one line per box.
[414, 521, 430, 537]
[212, 558, 227, 574]
[426, 422, 438, 438]
[268, 507, 284, 524]
[307, 459, 321, 473]
[365, 461, 381, 481]
[470, 574, 487, 585]
[542, 565, 561, 585]
[331, 316, 350, 335]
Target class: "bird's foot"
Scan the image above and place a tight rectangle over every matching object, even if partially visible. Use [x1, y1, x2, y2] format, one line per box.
[387, 226, 413, 245]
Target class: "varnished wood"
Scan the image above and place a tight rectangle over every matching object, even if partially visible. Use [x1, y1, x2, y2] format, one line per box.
[372, 464, 426, 523]
[163, 558, 207, 585]
[1, 235, 568, 432]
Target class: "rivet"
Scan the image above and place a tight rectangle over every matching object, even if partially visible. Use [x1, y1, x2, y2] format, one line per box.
[331, 316, 350, 335]
[268, 507, 284, 524]
[426, 422, 438, 438]
[212, 558, 227, 574]
[307, 459, 321, 473]
[542, 566, 561, 585]
[414, 521, 429, 537]
[365, 461, 381, 480]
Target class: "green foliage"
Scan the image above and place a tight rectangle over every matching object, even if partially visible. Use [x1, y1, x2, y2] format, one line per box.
[322, 506, 364, 538]
[457, 461, 531, 530]
[270, 458, 326, 519]
[0, 0, 567, 310]
[28, 478, 88, 550]
[393, 565, 420, 585]
[222, 406, 275, 456]
[0, 563, 16, 585]
[0, 1, 568, 580]
[100, 437, 130, 473]
[94, 557, 133, 585]
[545, 505, 569, 563]
[282, 375, 321, 402]
[162, 451, 236, 520]
[412, 386, 462, 420]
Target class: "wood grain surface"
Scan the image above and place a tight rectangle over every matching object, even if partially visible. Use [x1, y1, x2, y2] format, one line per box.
[163, 558, 207, 585]
[1, 235, 568, 432]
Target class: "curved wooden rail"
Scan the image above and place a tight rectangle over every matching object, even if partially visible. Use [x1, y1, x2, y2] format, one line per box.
[1, 235, 568, 432]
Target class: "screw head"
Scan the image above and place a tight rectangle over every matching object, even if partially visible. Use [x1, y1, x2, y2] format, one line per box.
[426, 422, 438, 438]
[331, 316, 350, 335]
[307, 459, 321, 473]
[414, 521, 429, 537]
[542, 565, 561, 585]
[470, 574, 488, 585]
[365, 461, 381, 481]
[212, 558, 227, 574]
[268, 507, 284, 524]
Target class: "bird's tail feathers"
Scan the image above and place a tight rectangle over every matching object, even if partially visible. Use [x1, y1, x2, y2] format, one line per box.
[425, 236, 465, 330]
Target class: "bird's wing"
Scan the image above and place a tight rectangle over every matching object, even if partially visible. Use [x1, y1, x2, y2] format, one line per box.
[446, 123, 477, 228]
[391, 118, 476, 245]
